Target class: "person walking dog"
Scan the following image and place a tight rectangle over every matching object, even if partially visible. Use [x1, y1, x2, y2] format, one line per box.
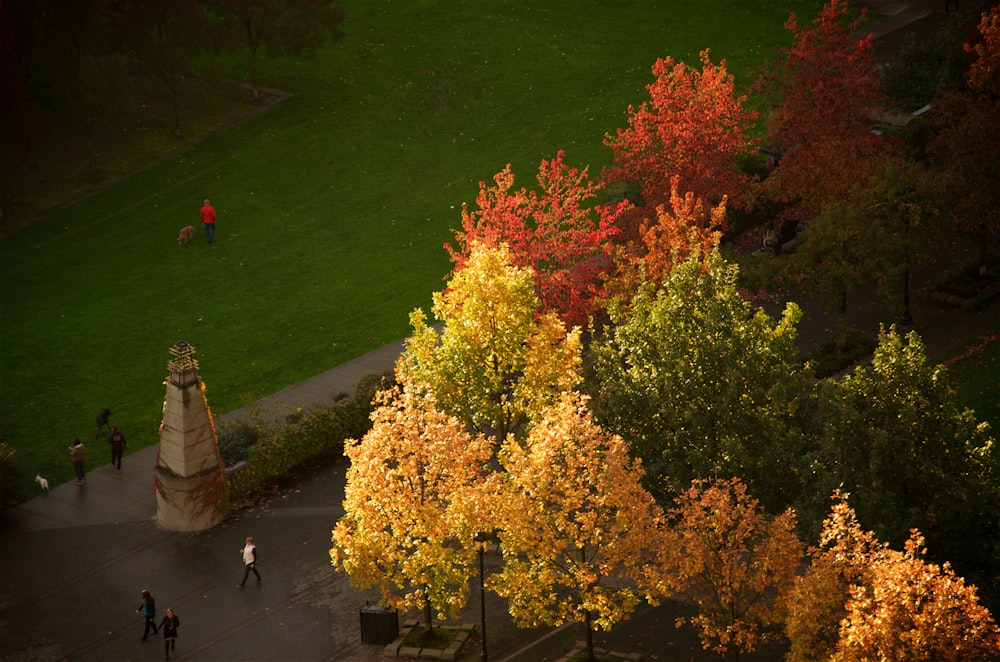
[200, 198, 216, 243]
[68, 438, 86, 484]
[237, 536, 262, 588]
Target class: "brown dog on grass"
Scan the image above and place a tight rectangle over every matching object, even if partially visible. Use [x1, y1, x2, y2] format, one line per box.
[177, 225, 195, 245]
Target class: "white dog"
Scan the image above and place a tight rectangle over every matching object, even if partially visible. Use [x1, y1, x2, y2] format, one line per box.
[35, 474, 50, 491]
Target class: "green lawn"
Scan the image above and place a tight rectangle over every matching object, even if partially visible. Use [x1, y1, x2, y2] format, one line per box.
[1, 1, 822, 504]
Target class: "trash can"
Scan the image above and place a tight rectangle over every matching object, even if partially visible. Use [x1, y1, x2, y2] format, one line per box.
[359, 603, 399, 644]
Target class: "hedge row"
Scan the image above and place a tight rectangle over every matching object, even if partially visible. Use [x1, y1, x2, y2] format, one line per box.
[225, 372, 394, 504]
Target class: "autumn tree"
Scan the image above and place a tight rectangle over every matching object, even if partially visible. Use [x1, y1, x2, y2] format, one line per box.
[967, 4, 1000, 96]
[490, 392, 665, 662]
[654, 478, 801, 661]
[806, 326, 1000, 590]
[398, 243, 582, 441]
[329, 384, 492, 631]
[604, 49, 758, 225]
[928, 6, 1000, 268]
[212, 0, 346, 99]
[589, 250, 807, 510]
[757, 0, 897, 214]
[604, 180, 725, 305]
[786, 493, 1000, 661]
[775, 159, 934, 338]
[446, 151, 624, 331]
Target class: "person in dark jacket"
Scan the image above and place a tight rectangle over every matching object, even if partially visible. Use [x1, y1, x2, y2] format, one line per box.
[107, 425, 126, 473]
[160, 607, 179, 660]
[136, 589, 158, 641]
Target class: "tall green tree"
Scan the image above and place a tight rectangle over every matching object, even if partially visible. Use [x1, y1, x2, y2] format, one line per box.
[329, 384, 492, 631]
[398, 243, 582, 442]
[808, 326, 1000, 593]
[590, 250, 807, 510]
[777, 160, 934, 338]
[212, 0, 346, 99]
[117, 0, 208, 136]
[490, 392, 665, 662]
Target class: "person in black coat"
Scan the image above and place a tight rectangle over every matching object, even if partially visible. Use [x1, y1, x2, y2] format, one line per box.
[160, 608, 180, 660]
[107, 425, 126, 473]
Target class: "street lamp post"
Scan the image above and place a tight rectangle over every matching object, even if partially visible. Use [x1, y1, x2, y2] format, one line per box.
[474, 532, 489, 661]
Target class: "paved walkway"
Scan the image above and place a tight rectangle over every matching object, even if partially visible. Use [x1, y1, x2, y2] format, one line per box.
[2, 2, 998, 660]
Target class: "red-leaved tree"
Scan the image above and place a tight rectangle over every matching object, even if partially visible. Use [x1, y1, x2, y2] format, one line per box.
[758, 0, 897, 214]
[605, 49, 758, 226]
[446, 151, 624, 331]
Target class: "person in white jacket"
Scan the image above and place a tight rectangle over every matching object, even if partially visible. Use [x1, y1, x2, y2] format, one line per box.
[237, 536, 262, 588]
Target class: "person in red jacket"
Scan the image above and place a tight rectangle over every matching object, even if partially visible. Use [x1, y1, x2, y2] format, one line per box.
[200, 199, 217, 243]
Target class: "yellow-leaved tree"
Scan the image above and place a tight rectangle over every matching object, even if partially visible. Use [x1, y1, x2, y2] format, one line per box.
[329, 384, 493, 632]
[490, 392, 665, 662]
[398, 242, 582, 442]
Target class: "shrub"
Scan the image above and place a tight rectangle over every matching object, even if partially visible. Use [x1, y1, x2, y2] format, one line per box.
[216, 419, 261, 466]
[227, 372, 394, 503]
[807, 331, 877, 378]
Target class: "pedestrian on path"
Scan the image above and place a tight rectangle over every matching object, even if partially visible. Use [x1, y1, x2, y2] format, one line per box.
[68, 438, 86, 484]
[237, 536, 262, 588]
[136, 589, 158, 641]
[107, 425, 126, 473]
[159, 607, 179, 660]
[200, 198, 216, 243]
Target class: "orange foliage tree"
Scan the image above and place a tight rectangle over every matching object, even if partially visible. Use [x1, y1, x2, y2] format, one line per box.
[967, 5, 1000, 97]
[446, 152, 624, 331]
[655, 477, 802, 661]
[329, 384, 493, 631]
[490, 393, 665, 662]
[604, 49, 758, 225]
[605, 179, 725, 303]
[786, 493, 1000, 662]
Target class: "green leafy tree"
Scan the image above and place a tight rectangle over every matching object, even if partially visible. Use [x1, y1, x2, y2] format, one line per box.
[778, 160, 934, 339]
[656, 478, 802, 661]
[118, 0, 208, 135]
[808, 326, 1000, 592]
[398, 243, 582, 442]
[490, 393, 665, 662]
[590, 250, 807, 509]
[212, 0, 346, 99]
[329, 384, 492, 631]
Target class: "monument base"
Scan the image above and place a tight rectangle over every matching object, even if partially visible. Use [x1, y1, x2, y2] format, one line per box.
[155, 466, 227, 531]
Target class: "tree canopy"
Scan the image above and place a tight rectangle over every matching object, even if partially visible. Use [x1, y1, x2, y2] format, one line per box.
[590, 250, 807, 509]
[399, 243, 582, 441]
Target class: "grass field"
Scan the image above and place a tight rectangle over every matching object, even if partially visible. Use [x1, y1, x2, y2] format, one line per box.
[0, 0, 851, 504]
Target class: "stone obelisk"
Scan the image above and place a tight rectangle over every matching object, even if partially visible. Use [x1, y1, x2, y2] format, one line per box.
[155, 341, 227, 531]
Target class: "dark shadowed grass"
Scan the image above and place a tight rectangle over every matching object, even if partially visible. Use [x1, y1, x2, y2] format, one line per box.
[0, 1, 822, 503]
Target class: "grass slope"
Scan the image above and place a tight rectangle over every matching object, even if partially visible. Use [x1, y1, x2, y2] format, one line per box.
[1, 0, 819, 502]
